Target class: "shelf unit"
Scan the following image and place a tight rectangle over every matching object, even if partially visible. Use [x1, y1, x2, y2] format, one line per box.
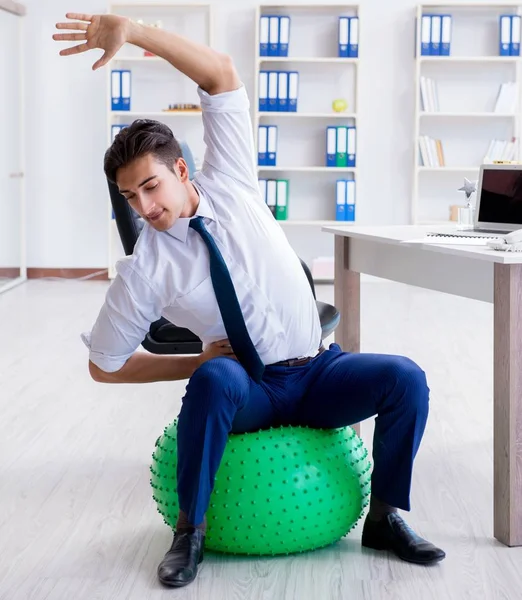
[258, 56, 359, 63]
[420, 55, 520, 62]
[254, 4, 359, 280]
[110, 111, 203, 117]
[278, 219, 353, 226]
[412, 2, 522, 225]
[419, 111, 516, 117]
[107, 3, 213, 278]
[418, 165, 488, 171]
[258, 111, 358, 118]
[258, 166, 357, 172]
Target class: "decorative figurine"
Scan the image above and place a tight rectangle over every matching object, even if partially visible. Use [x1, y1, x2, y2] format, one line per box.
[457, 177, 477, 208]
[456, 177, 477, 230]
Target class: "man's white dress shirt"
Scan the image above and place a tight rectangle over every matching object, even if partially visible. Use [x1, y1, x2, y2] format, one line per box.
[82, 84, 322, 373]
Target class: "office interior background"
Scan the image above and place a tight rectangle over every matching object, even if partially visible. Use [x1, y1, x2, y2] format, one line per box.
[2, 1, 522, 599]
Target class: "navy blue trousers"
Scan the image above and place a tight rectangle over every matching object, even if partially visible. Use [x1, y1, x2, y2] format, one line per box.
[177, 343, 430, 527]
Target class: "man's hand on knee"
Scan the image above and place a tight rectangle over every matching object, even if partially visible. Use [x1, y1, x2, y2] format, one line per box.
[197, 339, 237, 368]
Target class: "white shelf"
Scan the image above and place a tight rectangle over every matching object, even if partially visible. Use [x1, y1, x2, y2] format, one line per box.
[257, 166, 357, 173]
[260, 3, 359, 8]
[420, 1, 521, 6]
[258, 57, 358, 64]
[110, 3, 212, 7]
[111, 111, 202, 117]
[417, 166, 481, 172]
[419, 56, 520, 63]
[419, 112, 516, 118]
[277, 220, 352, 226]
[258, 112, 357, 119]
[111, 56, 165, 62]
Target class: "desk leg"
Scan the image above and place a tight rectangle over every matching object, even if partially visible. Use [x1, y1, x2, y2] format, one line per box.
[334, 235, 361, 436]
[494, 263, 522, 547]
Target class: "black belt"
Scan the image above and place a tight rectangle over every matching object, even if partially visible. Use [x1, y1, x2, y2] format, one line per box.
[270, 344, 325, 367]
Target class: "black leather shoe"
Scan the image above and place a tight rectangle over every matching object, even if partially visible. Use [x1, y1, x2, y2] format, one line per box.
[157, 528, 205, 587]
[362, 513, 446, 565]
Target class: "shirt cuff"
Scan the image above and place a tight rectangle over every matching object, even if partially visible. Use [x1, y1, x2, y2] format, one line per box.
[197, 83, 249, 112]
[80, 331, 130, 373]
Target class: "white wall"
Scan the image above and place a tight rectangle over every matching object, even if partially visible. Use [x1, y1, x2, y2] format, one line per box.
[23, 0, 416, 268]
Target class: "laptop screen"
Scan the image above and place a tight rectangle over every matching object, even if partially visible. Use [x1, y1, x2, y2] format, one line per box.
[478, 168, 522, 225]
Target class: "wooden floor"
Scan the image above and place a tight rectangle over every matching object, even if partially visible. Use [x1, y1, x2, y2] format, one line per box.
[1, 279, 522, 600]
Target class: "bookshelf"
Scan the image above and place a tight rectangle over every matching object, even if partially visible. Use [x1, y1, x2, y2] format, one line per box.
[412, 3, 522, 225]
[261, 166, 358, 172]
[106, 3, 213, 279]
[254, 4, 359, 279]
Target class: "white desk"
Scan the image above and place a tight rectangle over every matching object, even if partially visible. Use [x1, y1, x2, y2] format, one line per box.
[323, 224, 522, 548]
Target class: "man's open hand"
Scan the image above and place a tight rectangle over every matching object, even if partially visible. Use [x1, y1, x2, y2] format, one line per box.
[53, 13, 131, 70]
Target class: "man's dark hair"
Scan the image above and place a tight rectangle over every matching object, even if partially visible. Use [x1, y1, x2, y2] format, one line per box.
[104, 119, 183, 183]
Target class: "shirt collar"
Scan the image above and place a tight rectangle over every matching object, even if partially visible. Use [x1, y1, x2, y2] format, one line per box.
[165, 183, 215, 243]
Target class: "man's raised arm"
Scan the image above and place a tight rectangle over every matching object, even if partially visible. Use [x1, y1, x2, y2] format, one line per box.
[53, 13, 240, 95]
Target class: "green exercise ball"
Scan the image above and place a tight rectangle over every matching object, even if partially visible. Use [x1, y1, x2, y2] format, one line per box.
[150, 421, 372, 556]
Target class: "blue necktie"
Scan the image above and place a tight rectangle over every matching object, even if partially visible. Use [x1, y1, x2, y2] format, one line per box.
[189, 216, 265, 383]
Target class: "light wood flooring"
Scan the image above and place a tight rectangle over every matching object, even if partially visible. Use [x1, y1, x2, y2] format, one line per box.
[1, 279, 522, 600]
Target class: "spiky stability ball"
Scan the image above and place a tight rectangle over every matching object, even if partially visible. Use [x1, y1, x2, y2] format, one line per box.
[150, 422, 372, 556]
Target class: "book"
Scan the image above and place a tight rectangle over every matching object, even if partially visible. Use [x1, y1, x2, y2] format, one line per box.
[419, 76, 439, 112]
[484, 138, 517, 163]
[418, 135, 445, 167]
[494, 82, 517, 113]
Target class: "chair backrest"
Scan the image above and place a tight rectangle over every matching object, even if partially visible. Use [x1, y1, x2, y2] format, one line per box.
[179, 140, 196, 177]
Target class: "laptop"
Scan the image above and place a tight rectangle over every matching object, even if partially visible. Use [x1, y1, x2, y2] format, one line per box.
[429, 163, 522, 239]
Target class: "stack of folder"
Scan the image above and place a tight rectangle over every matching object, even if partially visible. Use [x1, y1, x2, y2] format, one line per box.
[259, 71, 299, 112]
[258, 179, 289, 220]
[111, 124, 129, 143]
[338, 16, 359, 58]
[257, 125, 278, 167]
[326, 126, 356, 167]
[259, 15, 291, 57]
[500, 15, 521, 56]
[111, 70, 132, 111]
[258, 125, 278, 166]
[419, 14, 451, 56]
[420, 14, 520, 57]
[336, 179, 356, 221]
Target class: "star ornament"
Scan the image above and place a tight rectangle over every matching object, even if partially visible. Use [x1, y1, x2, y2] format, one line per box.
[458, 178, 477, 200]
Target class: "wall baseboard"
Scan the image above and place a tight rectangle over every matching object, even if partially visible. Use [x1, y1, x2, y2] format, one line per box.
[0, 268, 21, 278]
[26, 268, 109, 281]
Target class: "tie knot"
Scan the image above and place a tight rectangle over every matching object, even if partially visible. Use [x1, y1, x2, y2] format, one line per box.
[189, 216, 204, 232]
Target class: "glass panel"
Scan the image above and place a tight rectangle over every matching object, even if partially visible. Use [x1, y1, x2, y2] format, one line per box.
[0, 9, 23, 291]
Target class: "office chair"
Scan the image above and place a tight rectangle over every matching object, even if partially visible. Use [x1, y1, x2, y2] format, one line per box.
[107, 141, 340, 355]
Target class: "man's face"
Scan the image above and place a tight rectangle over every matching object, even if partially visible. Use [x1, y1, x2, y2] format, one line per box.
[117, 154, 190, 231]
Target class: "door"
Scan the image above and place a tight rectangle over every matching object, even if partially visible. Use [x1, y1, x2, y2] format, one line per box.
[0, 3, 25, 293]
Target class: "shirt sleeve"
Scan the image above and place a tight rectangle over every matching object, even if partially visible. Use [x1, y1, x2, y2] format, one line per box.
[80, 262, 163, 373]
[197, 84, 259, 192]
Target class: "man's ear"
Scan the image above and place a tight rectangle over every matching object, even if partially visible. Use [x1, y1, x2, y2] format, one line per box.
[175, 157, 190, 182]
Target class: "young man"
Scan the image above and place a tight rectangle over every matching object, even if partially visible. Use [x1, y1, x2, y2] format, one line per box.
[53, 13, 445, 589]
